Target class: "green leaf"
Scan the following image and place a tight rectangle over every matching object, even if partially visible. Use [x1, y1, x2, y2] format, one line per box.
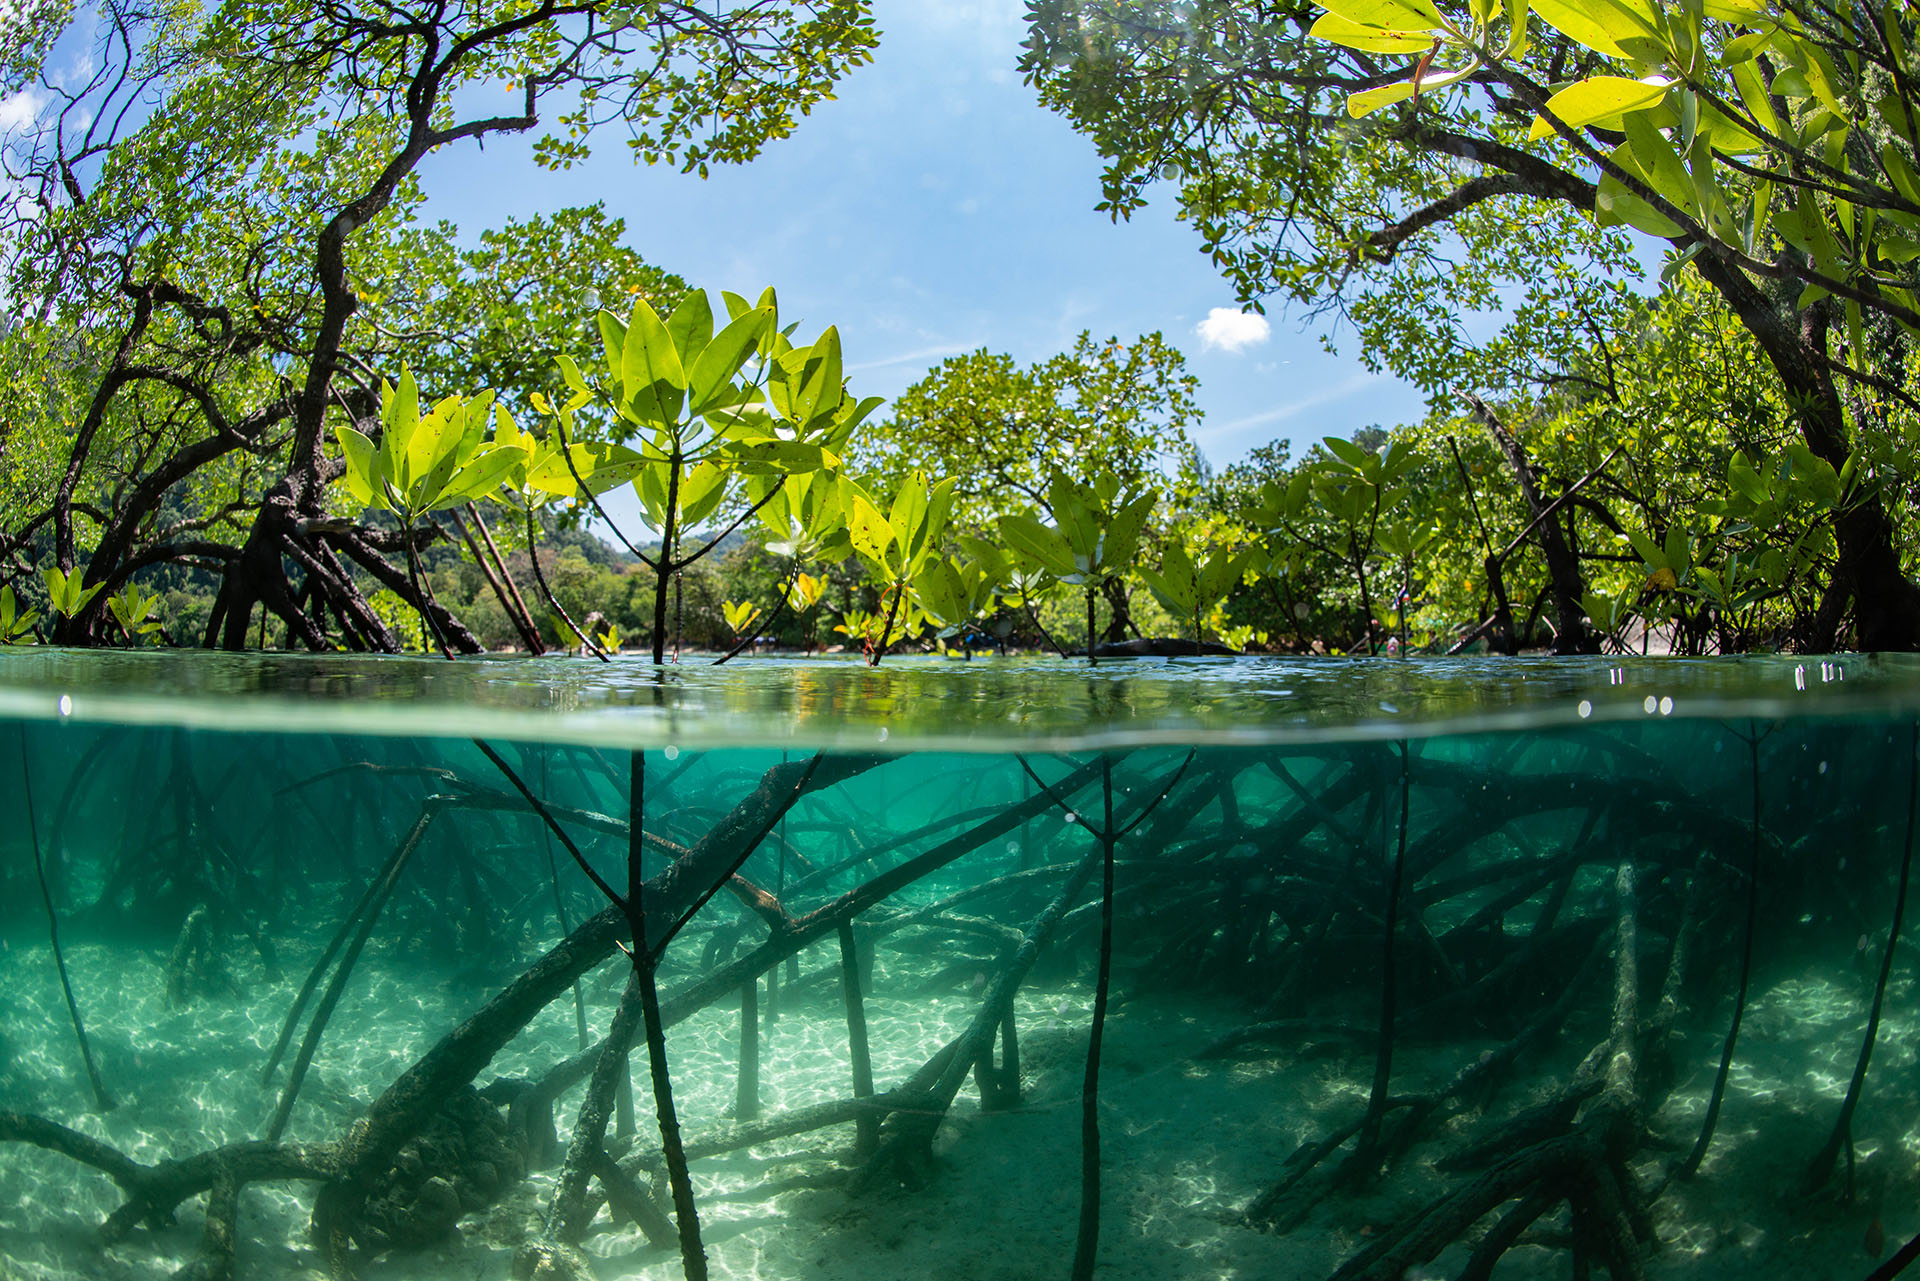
[620, 296, 687, 426]
[919, 477, 956, 566]
[379, 371, 421, 492]
[679, 460, 730, 529]
[1347, 80, 1420, 118]
[1318, 0, 1444, 27]
[727, 438, 832, 475]
[690, 305, 773, 416]
[792, 326, 845, 428]
[1323, 435, 1374, 468]
[999, 513, 1077, 577]
[556, 353, 592, 400]
[525, 441, 649, 498]
[1103, 489, 1158, 568]
[1529, 0, 1661, 60]
[914, 557, 969, 626]
[334, 425, 381, 510]
[1663, 523, 1691, 575]
[435, 444, 528, 508]
[1308, 12, 1436, 53]
[597, 310, 627, 379]
[1727, 452, 1769, 505]
[665, 290, 714, 367]
[1140, 541, 1199, 617]
[1057, 481, 1108, 562]
[1626, 528, 1665, 568]
[887, 470, 930, 563]
[1622, 112, 1697, 213]
[1198, 547, 1249, 605]
[845, 486, 895, 566]
[1528, 75, 1671, 141]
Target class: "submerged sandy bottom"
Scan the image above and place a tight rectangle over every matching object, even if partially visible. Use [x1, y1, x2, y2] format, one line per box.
[1, 927, 1915, 1281]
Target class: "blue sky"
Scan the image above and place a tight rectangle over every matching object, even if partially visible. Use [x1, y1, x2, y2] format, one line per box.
[424, 1, 1431, 474]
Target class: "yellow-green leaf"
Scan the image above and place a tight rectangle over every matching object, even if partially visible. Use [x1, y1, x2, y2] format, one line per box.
[1529, 0, 1658, 60]
[1527, 75, 1670, 140]
[1348, 80, 1420, 117]
[1308, 12, 1435, 53]
[1318, 0, 1443, 28]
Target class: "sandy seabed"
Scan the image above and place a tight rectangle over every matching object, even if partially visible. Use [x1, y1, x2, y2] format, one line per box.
[2, 929, 1916, 1281]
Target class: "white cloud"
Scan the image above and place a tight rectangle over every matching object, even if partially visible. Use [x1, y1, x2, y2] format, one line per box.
[1196, 307, 1271, 354]
[0, 88, 45, 132]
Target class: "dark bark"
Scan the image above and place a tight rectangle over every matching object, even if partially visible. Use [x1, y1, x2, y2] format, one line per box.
[838, 920, 879, 1157]
[1462, 393, 1595, 654]
[1693, 258, 1920, 651]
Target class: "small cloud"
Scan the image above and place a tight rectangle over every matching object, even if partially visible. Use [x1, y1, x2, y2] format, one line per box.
[1196, 307, 1271, 354]
[0, 88, 45, 132]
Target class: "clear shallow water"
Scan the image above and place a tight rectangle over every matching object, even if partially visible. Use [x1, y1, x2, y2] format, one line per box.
[0, 647, 1908, 750]
[0, 654, 1916, 1281]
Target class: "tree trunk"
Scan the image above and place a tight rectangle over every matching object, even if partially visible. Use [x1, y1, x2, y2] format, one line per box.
[1695, 258, 1920, 651]
[1462, 394, 1595, 655]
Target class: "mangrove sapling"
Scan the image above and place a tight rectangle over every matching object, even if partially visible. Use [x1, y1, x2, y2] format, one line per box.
[19, 736, 115, 1113]
[1679, 720, 1770, 1181]
[998, 471, 1156, 664]
[1805, 719, 1920, 1198]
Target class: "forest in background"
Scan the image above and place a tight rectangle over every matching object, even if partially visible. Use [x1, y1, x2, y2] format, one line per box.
[2, 0, 1918, 660]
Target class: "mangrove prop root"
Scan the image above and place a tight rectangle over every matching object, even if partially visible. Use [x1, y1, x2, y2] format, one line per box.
[170, 1171, 239, 1281]
[631, 749, 708, 1281]
[504, 776, 1106, 1173]
[838, 920, 879, 1157]
[1070, 757, 1119, 1281]
[1, 1107, 334, 1279]
[267, 806, 439, 1142]
[1244, 931, 1606, 1232]
[547, 970, 647, 1243]
[1806, 719, 1919, 1198]
[1681, 733, 1764, 1180]
[857, 844, 1102, 1192]
[589, 1148, 674, 1247]
[21, 738, 116, 1113]
[312, 752, 872, 1277]
[1340, 742, 1411, 1190]
[1331, 860, 1653, 1281]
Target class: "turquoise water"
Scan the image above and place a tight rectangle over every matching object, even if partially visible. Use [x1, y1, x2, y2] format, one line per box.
[0, 652, 1915, 1281]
